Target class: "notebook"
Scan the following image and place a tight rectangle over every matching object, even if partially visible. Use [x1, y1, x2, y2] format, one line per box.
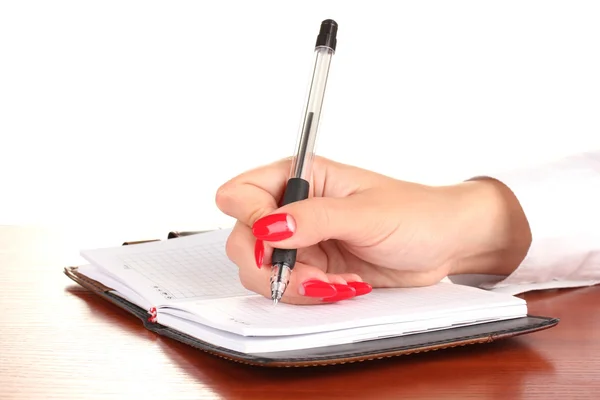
[64, 229, 559, 367]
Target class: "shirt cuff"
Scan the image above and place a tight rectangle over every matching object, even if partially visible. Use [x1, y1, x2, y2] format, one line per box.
[471, 151, 600, 293]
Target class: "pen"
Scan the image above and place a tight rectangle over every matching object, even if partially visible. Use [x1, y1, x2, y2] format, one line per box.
[123, 230, 212, 245]
[122, 239, 160, 246]
[270, 19, 338, 305]
[167, 230, 210, 239]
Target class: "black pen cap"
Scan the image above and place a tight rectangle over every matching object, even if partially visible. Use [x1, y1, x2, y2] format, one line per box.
[315, 19, 338, 51]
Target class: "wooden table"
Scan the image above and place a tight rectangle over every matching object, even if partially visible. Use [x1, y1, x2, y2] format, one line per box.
[1, 226, 599, 399]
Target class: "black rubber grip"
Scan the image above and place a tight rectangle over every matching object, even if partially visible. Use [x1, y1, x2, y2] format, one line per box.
[279, 178, 309, 206]
[271, 178, 309, 268]
[271, 248, 297, 269]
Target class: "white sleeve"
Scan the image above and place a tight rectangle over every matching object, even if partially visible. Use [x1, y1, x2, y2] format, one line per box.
[453, 150, 600, 295]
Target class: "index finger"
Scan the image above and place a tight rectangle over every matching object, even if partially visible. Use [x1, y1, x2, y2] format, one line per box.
[215, 156, 372, 227]
[215, 158, 291, 226]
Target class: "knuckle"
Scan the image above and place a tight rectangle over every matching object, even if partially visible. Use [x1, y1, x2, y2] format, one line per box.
[224, 227, 244, 265]
[312, 155, 326, 165]
[277, 156, 294, 165]
[224, 224, 258, 293]
[215, 182, 234, 211]
[247, 206, 269, 227]
[224, 234, 235, 260]
[238, 270, 254, 291]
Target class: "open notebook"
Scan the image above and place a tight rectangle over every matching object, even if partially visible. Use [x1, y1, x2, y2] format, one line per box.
[65, 229, 558, 367]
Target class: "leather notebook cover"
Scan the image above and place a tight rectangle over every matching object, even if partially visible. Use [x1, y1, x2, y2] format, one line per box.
[64, 234, 559, 368]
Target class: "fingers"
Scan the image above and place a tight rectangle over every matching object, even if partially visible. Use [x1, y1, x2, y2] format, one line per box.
[215, 156, 384, 229]
[251, 194, 384, 249]
[226, 222, 371, 305]
[215, 158, 290, 227]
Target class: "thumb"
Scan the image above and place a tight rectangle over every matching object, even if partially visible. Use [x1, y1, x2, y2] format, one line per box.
[251, 196, 369, 248]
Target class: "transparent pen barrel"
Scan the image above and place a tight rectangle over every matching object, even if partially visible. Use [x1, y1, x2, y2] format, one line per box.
[290, 46, 334, 180]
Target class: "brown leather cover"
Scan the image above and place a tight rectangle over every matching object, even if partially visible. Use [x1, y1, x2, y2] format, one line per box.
[64, 262, 559, 367]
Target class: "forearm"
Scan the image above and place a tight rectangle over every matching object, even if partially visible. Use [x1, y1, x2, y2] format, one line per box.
[450, 150, 600, 293]
[451, 178, 532, 276]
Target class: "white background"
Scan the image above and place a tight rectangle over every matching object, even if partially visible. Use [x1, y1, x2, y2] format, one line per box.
[1, 1, 599, 250]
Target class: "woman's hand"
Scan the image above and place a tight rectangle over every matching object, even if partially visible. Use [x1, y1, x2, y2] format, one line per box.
[216, 156, 531, 304]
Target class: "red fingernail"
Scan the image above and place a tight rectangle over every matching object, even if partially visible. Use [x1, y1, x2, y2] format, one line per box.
[300, 280, 337, 298]
[254, 239, 264, 268]
[347, 281, 372, 296]
[323, 284, 356, 302]
[252, 213, 296, 241]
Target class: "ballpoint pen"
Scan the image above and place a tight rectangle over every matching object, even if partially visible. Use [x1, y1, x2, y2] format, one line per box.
[270, 19, 338, 305]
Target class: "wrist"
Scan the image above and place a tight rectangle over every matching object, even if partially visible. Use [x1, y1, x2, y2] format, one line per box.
[449, 178, 532, 276]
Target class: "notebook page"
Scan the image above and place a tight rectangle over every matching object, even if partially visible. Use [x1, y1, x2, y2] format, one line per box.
[79, 229, 255, 306]
[159, 302, 526, 353]
[171, 282, 526, 337]
[77, 264, 152, 310]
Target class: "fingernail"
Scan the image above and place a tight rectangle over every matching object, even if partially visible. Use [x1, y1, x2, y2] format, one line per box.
[347, 281, 372, 296]
[299, 280, 337, 298]
[322, 284, 356, 302]
[252, 213, 296, 241]
[254, 239, 264, 268]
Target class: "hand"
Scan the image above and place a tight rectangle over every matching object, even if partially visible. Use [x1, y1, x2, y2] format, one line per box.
[216, 156, 531, 305]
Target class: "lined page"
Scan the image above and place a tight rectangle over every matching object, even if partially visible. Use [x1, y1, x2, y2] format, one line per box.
[173, 282, 527, 337]
[80, 229, 255, 306]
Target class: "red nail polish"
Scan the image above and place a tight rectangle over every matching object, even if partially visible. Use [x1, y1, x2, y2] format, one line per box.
[347, 281, 372, 296]
[323, 284, 356, 302]
[300, 280, 337, 298]
[254, 239, 264, 268]
[252, 213, 295, 241]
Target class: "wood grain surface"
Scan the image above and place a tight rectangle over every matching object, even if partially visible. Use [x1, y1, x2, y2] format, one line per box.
[1, 226, 599, 399]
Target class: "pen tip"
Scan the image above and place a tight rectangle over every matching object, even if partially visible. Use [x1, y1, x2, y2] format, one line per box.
[273, 298, 279, 306]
